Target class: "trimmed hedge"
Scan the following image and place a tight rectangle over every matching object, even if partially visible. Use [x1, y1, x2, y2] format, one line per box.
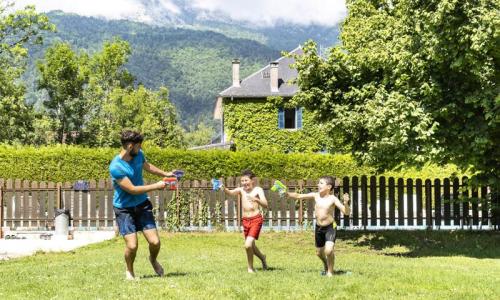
[0, 145, 462, 182]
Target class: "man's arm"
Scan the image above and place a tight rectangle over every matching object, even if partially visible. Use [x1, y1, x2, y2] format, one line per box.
[286, 192, 317, 200]
[116, 177, 165, 195]
[333, 193, 351, 215]
[143, 161, 173, 177]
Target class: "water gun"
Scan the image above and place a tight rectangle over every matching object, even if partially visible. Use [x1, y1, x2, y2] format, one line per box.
[271, 180, 287, 197]
[173, 170, 185, 181]
[162, 177, 178, 190]
[211, 178, 224, 191]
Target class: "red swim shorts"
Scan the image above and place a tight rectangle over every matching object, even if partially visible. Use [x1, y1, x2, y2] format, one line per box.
[242, 214, 264, 240]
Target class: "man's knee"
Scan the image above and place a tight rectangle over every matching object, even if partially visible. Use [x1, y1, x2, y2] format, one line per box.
[149, 238, 161, 249]
[126, 242, 138, 252]
[316, 248, 324, 257]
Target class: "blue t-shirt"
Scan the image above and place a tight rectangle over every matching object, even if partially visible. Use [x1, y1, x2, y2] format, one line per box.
[109, 150, 148, 208]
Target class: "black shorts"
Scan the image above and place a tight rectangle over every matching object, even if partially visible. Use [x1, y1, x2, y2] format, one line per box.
[315, 222, 337, 248]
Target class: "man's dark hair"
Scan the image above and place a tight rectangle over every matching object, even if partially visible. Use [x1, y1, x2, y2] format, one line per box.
[241, 169, 256, 179]
[120, 130, 144, 147]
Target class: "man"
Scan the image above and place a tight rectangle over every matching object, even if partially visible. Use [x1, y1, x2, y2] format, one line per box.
[109, 130, 175, 280]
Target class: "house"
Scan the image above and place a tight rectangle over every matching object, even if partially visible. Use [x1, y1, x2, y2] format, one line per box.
[212, 46, 335, 153]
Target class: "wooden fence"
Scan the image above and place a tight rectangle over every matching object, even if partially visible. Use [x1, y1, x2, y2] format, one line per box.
[0, 176, 498, 236]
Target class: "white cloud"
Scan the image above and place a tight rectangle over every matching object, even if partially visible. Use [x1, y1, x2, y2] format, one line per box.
[12, 0, 346, 27]
[13, 0, 180, 23]
[191, 0, 347, 27]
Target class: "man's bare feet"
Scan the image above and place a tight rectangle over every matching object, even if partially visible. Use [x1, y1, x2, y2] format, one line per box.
[326, 272, 333, 277]
[261, 255, 268, 270]
[248, 268, 256, 273]
[149, 256, 164, 277]
[125, 270, 136, 280]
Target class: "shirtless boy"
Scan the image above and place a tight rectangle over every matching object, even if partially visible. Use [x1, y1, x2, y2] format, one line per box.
[286, 176, 350, 277]
[223, 169, 268, 273]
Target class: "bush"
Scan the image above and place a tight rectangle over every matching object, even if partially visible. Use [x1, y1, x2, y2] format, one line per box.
[0, 145, 462, 182]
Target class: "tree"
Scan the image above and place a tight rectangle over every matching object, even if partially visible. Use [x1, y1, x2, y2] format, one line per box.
[37, 42, 88, 143]
[101, 86, 185, 148]
[293, 0, 499, 185]
[0, 1, 54, 143]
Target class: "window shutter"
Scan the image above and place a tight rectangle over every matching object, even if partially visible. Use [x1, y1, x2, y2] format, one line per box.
[278, 108, 284, 128]
[296, 107, 303, 129]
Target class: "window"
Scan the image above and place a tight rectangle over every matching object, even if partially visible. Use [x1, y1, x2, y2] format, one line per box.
[278, 107, 303, 129]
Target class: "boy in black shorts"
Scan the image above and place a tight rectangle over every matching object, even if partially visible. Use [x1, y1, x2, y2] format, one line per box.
[286, 176, 350, 277]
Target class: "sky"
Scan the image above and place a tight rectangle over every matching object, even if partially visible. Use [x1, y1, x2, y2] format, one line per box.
[13, 0, 347, 27]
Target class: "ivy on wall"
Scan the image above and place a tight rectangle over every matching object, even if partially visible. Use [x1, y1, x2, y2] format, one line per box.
[223, 96, 345, 153]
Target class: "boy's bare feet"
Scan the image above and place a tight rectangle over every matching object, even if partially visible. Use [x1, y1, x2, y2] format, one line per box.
[248, 268, 256, 273]
[125, 270, 136, 280]
[149, 256, 164, 277]
[326, 272, 333, 277]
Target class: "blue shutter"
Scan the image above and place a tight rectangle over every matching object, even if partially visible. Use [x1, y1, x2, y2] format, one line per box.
[296, 107, 303, 129]
[278, 108, 284, 129]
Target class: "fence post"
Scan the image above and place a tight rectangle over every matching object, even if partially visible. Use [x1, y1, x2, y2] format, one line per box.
[0, 185, 3, 239]
[176, 186, 180, 229]
[57, 183, 62, 209]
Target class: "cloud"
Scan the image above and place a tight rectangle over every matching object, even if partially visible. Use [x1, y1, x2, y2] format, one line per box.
[13, 0, 180, 23]
[12, 0, 346, 27]
[190, 0, 347, 27]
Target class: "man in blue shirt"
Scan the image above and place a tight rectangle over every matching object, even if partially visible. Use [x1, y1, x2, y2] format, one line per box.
[110, 130, 175, 280]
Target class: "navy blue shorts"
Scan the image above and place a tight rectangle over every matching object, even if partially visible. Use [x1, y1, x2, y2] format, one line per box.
[113, 200, 156, 236]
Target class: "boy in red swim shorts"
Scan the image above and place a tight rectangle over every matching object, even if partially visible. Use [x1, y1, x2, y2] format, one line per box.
[223, 169, 268, 273]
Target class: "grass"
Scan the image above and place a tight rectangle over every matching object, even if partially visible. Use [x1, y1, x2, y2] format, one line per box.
[0, 230, 499, 299]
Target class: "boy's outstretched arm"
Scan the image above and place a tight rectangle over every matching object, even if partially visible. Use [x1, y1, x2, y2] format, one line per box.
[223, 186, 241, 196]
[286, 191, 316, 200]
[333, 193, 351, 215]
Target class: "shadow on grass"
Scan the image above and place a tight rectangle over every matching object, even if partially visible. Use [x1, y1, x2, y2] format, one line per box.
[298, 268, 353, 276]
[339, 230, 500, 258]
[255, 266, 284, 272]
[139, 272, 188, 279]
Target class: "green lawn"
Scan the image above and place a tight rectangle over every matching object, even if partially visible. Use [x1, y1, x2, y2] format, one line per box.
[0, 230, 499, 299]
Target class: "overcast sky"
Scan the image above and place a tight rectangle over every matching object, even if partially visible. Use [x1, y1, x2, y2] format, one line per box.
[14, 0, 347, 27]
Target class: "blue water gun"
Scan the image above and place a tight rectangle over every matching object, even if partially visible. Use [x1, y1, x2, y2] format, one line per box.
[173, 170, 185, 181]
[271, 180, 287, 197]
[211, 178, 224, 191]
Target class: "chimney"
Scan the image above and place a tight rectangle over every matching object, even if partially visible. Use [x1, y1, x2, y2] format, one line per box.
[270, 61, 279, 92]
[232, 59, 240, 87]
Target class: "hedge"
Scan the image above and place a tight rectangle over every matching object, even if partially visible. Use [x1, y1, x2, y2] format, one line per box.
[0, 145, 462, 182]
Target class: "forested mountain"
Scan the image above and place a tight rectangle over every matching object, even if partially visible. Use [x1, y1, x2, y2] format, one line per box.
[25, 11, 339, 126]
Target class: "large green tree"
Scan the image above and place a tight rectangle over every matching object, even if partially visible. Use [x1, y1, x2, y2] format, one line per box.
[100, 86, 185, 148]
[0, 1, 54, 143]
[35, 38, 184, 148]
[37, 42, 88, 143]
[293, 0, 499, 185]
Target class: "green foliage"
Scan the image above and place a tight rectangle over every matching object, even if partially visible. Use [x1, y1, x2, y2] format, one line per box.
[223, 97, 345, 153]
[0, 1, 54, 144]
[0, 145, 461, 182]
[184, 121, 216, 148]
[36, 42, 87, 143]
[25, 12, 279, 126]
[34, 38, 184, 148]
[293, 0, 499, 186]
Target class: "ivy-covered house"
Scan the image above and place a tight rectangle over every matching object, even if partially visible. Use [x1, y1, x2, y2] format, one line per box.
[213, 46, 335, 153]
